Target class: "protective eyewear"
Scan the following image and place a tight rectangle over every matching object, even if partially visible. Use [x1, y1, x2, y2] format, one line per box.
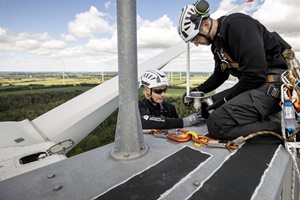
[190, 33, 199, 43]
[152, 88, 167, 94]
[190, 23, 203, 43]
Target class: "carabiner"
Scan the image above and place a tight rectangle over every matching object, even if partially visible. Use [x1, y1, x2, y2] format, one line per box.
[167, 129, 192, 142]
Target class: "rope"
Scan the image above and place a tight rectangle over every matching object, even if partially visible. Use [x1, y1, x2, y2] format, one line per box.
[225, 125, 300, 150]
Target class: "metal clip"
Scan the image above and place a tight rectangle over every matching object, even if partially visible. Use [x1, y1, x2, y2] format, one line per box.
[206, 140, 227, 148]
[295, 79, 300, 92]
[143, 129, 169, 139]
[285, 142, 300, 149]
[153, 130, 169, 139]
[281, 70, 292, 87]
[266, 85, 280, 98]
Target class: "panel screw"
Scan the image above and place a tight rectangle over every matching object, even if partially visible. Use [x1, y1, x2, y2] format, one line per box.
[47, 174, 55, 179]
[53, 185, 62, 191]
[193, 181, 200, 186]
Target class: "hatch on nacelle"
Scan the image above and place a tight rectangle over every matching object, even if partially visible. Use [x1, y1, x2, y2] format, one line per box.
[18, 140, 74, 165]
[19, 152, 47, 164]
[48, 139, 75, 154]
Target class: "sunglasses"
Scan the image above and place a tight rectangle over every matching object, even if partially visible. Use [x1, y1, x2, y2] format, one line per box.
[190, 33, 199, 43]
[190, 24, 203, 43]
[152, 88, 167, 94]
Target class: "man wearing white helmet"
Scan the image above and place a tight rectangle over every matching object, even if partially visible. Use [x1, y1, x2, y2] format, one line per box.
[177, 0, 290, 143]
[139, 69, 202, 129]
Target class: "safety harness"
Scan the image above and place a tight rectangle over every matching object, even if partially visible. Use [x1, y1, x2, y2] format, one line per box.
[216, 31, 300, 194]
[226, 48, 300, 198]
[215, 31, 289, 100]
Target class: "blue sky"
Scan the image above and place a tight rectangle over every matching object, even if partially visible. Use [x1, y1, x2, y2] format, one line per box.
[0, 0, 299, 72]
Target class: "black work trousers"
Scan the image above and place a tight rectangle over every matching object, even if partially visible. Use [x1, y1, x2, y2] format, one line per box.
[207, 83, 283, 143]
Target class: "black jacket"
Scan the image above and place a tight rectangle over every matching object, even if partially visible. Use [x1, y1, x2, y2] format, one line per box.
[139, 98, 183, 129]
[195, 13, 287, 101]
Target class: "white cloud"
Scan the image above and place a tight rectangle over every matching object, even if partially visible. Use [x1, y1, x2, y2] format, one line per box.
[0, 27, 7, 36]
[61, 34, 77, 42]
[0, 29, 55, 53]
[253, 0, 299, 31]
[56, 46, 85, 57]
[17, 32, 51, 41]
[41, 40, 66, 49]
[86, 38, 116, 53]
[0, 27, 9, 43]
[105, 1, 111, 9]
[68, 6, 114, 39]
[15, 39, 39, 50]
[252, 0, 300, 52]
[137, 15, 180, 48]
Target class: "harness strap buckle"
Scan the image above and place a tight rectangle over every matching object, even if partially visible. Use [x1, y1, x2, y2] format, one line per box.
[266, 85, 280, 98]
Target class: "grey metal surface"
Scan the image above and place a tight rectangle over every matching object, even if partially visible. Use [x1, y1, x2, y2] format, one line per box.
[0, 124, 292, 200]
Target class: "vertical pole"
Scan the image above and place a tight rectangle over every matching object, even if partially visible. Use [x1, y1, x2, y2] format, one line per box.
[186, 43, 191, 95]
[111, 0, 148, 160]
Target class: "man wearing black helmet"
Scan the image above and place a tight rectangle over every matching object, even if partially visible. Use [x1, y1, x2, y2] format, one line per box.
[177, 0, 289, 143]
[139, 69, 202, 129]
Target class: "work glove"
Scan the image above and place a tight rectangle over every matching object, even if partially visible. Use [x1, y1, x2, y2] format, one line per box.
[182, 113, 202, 127]
[207, 98, 226, 111]
[182, 92, 194, 106]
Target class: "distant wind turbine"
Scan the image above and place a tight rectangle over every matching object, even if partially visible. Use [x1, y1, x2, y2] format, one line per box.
[63, 65, 69, 85]
[99, 65, 104, 83]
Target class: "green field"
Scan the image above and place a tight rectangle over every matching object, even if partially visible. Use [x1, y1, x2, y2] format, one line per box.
[0, 72, 115, 86]
[0, 77, 101, 86]
[0, 72, 210, 97]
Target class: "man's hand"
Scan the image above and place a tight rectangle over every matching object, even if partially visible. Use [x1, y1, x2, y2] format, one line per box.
[207, 98, 226, 111]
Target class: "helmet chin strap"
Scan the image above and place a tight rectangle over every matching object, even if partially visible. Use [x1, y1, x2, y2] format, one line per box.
[148, 89, 157, 104]
[198, 18, 213, 44]
[150, 97, 156, 104]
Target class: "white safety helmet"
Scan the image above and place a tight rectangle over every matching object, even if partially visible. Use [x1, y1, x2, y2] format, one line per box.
[177, 0, 210, 43]
[140, 69, 169, 88]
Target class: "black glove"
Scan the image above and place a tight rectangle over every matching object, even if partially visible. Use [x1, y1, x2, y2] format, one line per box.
[201, 102, 210, 119]
[207, 98, 226, 111]
[182, 92, 194, 106]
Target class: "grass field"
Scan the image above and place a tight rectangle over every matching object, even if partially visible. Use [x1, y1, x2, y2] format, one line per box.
[0, 78, 102, 86]
[0, 76, 109, 86]
[0, 72, 210, 97]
